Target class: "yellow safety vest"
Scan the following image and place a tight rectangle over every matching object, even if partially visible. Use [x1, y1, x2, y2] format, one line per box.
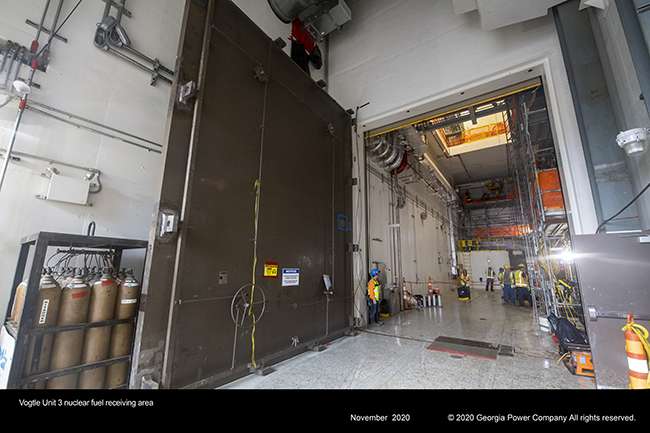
[512, 269, 527, 287]
[368, 279, 380, 301]
[461, 274, 470, 287]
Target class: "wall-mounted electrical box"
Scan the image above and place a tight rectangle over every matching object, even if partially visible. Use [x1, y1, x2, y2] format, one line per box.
[44, 175, 90, 205]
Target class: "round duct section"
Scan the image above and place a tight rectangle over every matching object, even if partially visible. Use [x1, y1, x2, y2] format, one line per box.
[368, 132, 406, 173]
[268, 0, 318, 23]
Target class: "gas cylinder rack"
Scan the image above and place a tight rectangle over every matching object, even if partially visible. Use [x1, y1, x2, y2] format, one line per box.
[3, 231, 147, 389]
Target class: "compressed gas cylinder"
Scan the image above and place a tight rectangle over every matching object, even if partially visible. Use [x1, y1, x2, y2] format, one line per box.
[77, 269, 118, 389]
[104, 269, 140, 389]
[10, 278, 28, 325]
[46, 270, 90, 389]
[21, 270, 61, 389]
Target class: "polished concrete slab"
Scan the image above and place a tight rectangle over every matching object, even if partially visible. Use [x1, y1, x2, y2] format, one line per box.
[218, 287, 596, 390]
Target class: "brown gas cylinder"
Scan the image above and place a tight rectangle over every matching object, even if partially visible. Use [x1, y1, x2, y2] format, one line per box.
[21, 270, 61, 389]
[10, 279, 27, 325]
[46, 270, 90, 389]
[77, 269, 118, 389]
[104, 269, 140, 389]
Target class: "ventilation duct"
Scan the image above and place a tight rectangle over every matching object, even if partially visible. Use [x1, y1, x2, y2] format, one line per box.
[268, 0, 352, 40]
[400, 125, 428, 159]
[368, 132, 406, 173]
[268, 0, 317, 23]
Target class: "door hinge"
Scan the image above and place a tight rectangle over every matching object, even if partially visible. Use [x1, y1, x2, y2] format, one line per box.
[178, 80, 197, 104]
[159, 210, 179, 237]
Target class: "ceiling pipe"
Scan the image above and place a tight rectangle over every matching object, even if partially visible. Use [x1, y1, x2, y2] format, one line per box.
[401, 125, 427, 159]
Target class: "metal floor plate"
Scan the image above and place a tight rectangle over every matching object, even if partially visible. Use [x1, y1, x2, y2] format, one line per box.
[427, 336, 501, 359]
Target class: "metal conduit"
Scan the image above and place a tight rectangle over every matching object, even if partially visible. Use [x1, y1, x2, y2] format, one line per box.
[24, 104, 162, 154]
[26, 100, 162, 150]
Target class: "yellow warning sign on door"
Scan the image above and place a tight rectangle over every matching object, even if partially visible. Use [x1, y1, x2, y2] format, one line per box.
[264, 262, 278, 278]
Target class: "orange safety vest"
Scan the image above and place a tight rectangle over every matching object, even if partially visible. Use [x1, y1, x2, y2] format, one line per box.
[368, 279, 380, 301]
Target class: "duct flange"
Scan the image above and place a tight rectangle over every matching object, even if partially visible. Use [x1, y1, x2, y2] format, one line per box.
[268, 0, 352, 40]
[268, 0, 317, 23]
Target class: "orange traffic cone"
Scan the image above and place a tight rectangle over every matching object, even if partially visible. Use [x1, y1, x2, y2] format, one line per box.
[622, 314, 650, 389]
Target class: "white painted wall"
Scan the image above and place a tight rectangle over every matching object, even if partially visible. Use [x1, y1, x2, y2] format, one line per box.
[0, 1, 184, 315]
[365, 163, 453, 302]
[457, 250, 510, 290]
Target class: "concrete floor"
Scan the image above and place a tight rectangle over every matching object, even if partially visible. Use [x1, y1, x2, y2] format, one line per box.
[218, 286, 596, 390]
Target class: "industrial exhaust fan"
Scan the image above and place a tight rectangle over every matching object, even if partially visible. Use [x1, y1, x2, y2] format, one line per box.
[268, 0, 352, 41]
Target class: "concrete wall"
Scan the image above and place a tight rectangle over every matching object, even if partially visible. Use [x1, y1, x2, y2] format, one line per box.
[0, 1, 184, 315]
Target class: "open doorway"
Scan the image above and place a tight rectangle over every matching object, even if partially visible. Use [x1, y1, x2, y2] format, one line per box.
[364, 79, 584, 332]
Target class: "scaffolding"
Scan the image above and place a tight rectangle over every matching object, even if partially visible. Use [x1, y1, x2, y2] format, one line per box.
[504, 90, 581, 329]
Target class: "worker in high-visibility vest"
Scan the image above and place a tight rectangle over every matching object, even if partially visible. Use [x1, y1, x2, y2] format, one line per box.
[367, 269, 382, 326]
[499, 265, 515, 306]
[511, 264, 532, 307]
[458, 269, 471, 300]
[485, 266, 495, 292]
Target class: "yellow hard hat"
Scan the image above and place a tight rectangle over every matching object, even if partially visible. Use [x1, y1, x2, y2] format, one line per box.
[504, 264, 509, 268]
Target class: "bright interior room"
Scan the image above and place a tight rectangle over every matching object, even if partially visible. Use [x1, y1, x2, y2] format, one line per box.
[0, 0, 649, 407]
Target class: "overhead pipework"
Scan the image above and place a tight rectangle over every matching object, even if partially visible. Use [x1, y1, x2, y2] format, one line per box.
[268, 0, 352, 41]
[400, 125, 428, 159]
[367, 126, 459, 205]
[367, 131, 407, 174]
[93, 0, 174, 85]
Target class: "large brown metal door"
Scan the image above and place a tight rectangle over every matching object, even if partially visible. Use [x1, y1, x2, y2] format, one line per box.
[130, 0, 353, 389]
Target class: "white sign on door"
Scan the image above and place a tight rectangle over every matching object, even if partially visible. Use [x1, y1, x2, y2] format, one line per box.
[282, 268, 300, 287]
